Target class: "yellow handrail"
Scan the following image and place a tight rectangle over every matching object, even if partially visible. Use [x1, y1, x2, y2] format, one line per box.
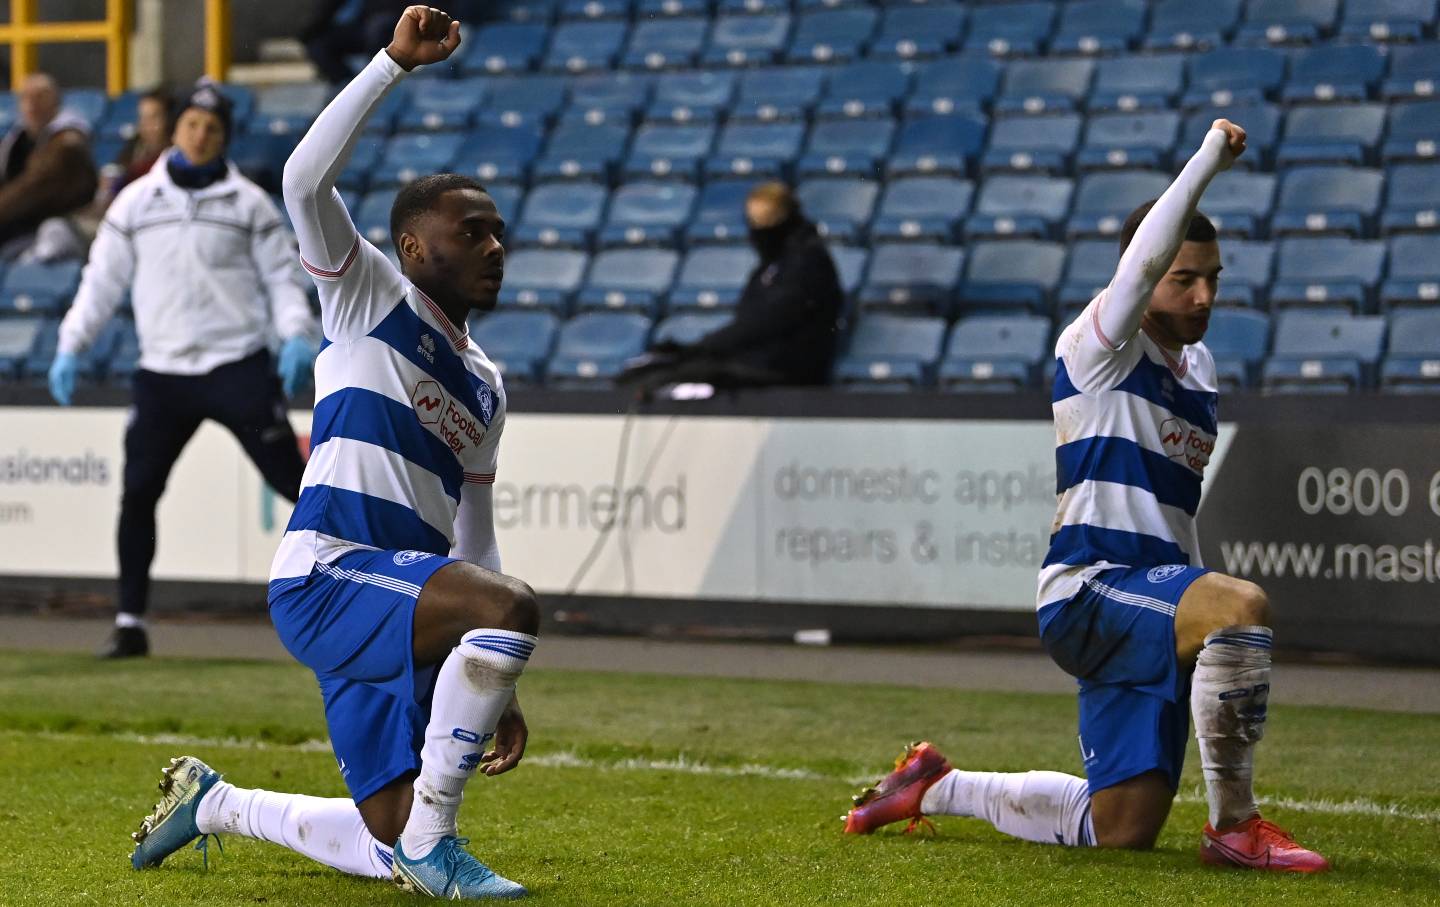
[205, 0, 231, 84]
[1, 0, 131, 96]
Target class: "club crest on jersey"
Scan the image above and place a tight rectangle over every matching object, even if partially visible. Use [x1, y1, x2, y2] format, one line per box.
[393, 550, 435, 567]
[476, 384, 495, 424]
[417, 332, 436, 364]
[412, 380, 445, 425]
[1147, 564, 1186, 583]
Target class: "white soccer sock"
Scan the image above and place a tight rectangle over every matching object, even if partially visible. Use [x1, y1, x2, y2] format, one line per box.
[1191, 625, 1271, 829]
[401, 628, 536, 859]
[195, 781, 392, 878]
[920, 770, 1095, 847]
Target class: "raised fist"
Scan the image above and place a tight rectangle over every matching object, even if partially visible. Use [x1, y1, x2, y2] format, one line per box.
[1210, 118, 1248, 168]
[385, 6, 462, 71]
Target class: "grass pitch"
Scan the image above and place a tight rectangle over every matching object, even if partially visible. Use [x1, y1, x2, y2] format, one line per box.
[1, 650, 1437, 906]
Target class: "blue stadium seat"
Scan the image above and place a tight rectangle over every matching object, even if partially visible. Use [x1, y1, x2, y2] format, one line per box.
[905, 58, 1002, 118]
[477, 76, 569, 129]
[570, 71, 653, 117]
[513, 182, 609, 248]
[496, 0, 559, 23]
[1066, 171, 1171, 239]
[252, 83, 332, 135]
[704, 14, 792, 67]
[353, 188, 400, 248]
[0, 95, 17, 135]
[798, 118, 896, 178]
[559, 0, 630, 20]
[230, 133, 300, 193]
[577, 248, 679, 315]
[856, 243, 965, 314]
[498, 249, 590, 312]
[534, 118, 631, 182]
[1341, 0, 1437, 41]
[639, 0, 708, 17]
[1077, 111, 1182, 171]
[544, 20, 628, 73]
[1382, 42, 1440, 101]
[685, 179, 753, 244]
[396, 78, 489, 133]
[1381, 234, 1440, 307]
[732, 66, 826, 122]
[471, 310, 560, 383]
[371, 133, 466, 188]
[980, 114, 1082, 175]
[1381, 309, 1440, 391]
[650, 70, 736, 122]
[965, 175, 1074, 241]
[0, 317, 44, 380]
[1204, 308, 1271, 388]
[451, 125, 544, 185]
[706, 121, 806, 180]
[996, 59, 1096, 115]
[1281, 45, 1387, 104]
[959, 241, 1066, 315]
[625, 122, 717, 181]
[1216, 240, 1275, 308]
[334, 135, 386, 194]
[869, 4, 967, 61]
[94, 90, 143, 141]
[1382, 163, 1440, 233]
[1277, 103, 1387, 167]
[60, 88, 107, 131]
[815, 61, 910, 121]
[0, 262, 82, 317]
[1382, 100, 1440, 165]
[1144, 0, 1241, 51]
[1059, 239, 1120, 309]
[834, 315, 947, 389]
[1182, 48, 1286, 108]
[1271, 237, 1388, 311]
[964, 1, 1057, 57]
[939, 314, 1051, 391]
[1235, 0, 1341, 45]
[797, 178, 880, 243]
[787, 8, 878, 64]
[1263, 311, 1386, 392]
[653, 312, 730, 346]
[1182, 104, 1282, 170]
[1050, 0, 1147, 55]
[869, 177, 973, 244]
[462, 22, 550, 75]
[487, 185, 523, 226]
[546, 312, 652, 388]
[831, 245, 870, 298]
[1089, 55, 1186, 113]
[887, 114, 986, 178]
[669, 246, 759, 310]
[599, 181, 696, 247]
[623, 17, 709, 70]
[103, 321, 142, 382]
[719, 0, 787, 13]
[1271, 167, 1385, 238]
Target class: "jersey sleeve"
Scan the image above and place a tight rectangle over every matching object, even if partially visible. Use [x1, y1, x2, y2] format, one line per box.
[451, 397, 505, 571]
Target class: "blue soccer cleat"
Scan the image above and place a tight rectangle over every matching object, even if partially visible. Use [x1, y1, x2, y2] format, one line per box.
[392, 836, 527, 900]
[130, 755, 223, 870]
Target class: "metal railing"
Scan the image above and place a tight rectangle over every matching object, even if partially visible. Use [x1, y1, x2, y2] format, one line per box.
[0, 0, 131, 95]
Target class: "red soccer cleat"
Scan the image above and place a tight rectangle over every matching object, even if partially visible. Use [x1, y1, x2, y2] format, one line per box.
[843, 741, 952, 835]
[1200, 817, 1332, 873]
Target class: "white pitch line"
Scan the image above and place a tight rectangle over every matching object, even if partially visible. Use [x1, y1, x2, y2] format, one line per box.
[11, 729, 1440, 824]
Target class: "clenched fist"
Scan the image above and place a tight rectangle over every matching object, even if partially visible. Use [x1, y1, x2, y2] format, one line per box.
[385, 6, 462, 71]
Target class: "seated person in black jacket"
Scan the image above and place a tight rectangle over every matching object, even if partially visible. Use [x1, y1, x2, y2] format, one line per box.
[620, 182, 843, 396]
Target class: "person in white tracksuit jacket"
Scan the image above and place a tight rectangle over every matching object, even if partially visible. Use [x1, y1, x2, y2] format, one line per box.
[50, 83, 319, 659]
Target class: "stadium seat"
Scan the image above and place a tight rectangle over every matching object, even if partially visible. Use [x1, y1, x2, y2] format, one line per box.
[623, 17, 709, 70]
[462, 22, 549, 74]
[834, 314, 947, 389]
[1276, 103, 1387, 166]
[546, 312, 652, 388]
[815, 61, 910, 121]
[939, 314, 1051, 391]
[1382, 42, 1440, 101]
[1066, 171, 1171, 239]
[1271, 167, 1385, 238]
[1181, 104, 1282, 170]
[497, 249, 590, 312]
[787, 8, 878, 64]
[653, 312, 729, 347]
[353, 189, 399, 248]
[1381, 234, 1440, 308]
[471, 310, 560, 384]
[963, 1, 1057, 57]
[1270, 237, 1388, 311]
[544, 20, 628, 73]
[1281, 45, 1388, 104]
[797, 178, 880, 243]
[905, 58, 1002, 118]
[1199, 170, 1277, 237]
[1144, 0, 1241, 51]
[1382, 100, 1440, 165]
[704, 14, 792, 67]
[856, 243, 965, 314]
[0, 317, 42, 379]
[1263, 311, 1386, 392]
[451, 125, 544, 185]
[719, 0, 787, 14]
[1182, 47, 1286, 108]
[650, 70, 736, 123]
[371, 133, 465, 188]
[94, 90, 142, 141]
[869, 177, 973, 244]
[1077, 111, 1182, 171]
[625, 122, 717, 181]
[732, 66, 826, 122]
[1341, 0, 1438, 41]
[334, 135, 386, 195]
[487, 185, 523, 226]
[980, 114, 1082, 175]
[1381, 309, 1440, 391]
[1216, 240, 1275, 308]
[965, 175, 1074, 241]
[958, 241, 1066, 315]
[869, 4, 968, 61]
[1050, 0, 1147, 55]
[1204, 308, 1271, 388]
[685, 179, 753, 244]
[669, 246, 759, 310]
[0, 94, 17, 135]
[639, 0, 707, 18]
[395, 78, 487, 133]
[831, 245, 870, 299]
[599, 181, 696, 248]
[229, 133, 300, 194]
[535, 117, 631, 182]
[570, 71, 653, 117]
[1059, 239, 1120, 309]
[706, 121, 806, 180]
[513, 182, 609, 248]
[61, 88, 108, 131]
[798, 118, 896, 178]
[576, 248, 679, 315]
[887, 114, 986, 179]
[559, 0, 630, 19]
[0, 262, 81, 317]
[251, 83, 332, 135]
[1381, 163, 1440, 233]
[1235, 0, 1341, 45]
[496, 0, 558, 23]
[1089, 54, 1187, 113]
[477, 76, 569, 129]
[995, 59, 1096, 115]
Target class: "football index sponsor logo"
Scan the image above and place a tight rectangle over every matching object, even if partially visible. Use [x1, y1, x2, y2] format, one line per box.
[1159, 417, 1215, 475]
[412, 380, 445, 425]
[1147, 564, 1186, 583]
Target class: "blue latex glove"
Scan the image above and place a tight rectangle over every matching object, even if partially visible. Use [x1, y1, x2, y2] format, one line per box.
[48, 352, 78, 406]
[277, 336, 318, 398]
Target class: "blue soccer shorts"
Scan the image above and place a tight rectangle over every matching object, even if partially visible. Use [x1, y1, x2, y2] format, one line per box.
[1038, 564, 1211, 795]
[269, 547, 458, 804]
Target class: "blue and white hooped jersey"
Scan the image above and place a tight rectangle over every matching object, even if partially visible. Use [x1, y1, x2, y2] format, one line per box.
[268, 234, 505, 595]
[1036, 293, 1219, 613]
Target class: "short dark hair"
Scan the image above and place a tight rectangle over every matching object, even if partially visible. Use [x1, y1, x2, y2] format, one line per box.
[389, 173, 489, 254]
[1119, 199, 1218, 254]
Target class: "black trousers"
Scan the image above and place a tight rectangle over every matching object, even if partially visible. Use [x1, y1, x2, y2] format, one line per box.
[117, 350, 305, 617]
[617, 353, 790, 396]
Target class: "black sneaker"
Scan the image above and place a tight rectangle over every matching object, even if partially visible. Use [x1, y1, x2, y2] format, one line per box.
[98, 626, 150, 659]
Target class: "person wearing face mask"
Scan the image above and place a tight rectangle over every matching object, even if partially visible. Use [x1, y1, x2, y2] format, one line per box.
[48, 82, 318, 659]
[620, 181, 844, 397]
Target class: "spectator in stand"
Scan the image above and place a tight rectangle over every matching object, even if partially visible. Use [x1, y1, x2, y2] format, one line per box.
[0, 73, 99, 262]
[98, 89, 174, 206]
